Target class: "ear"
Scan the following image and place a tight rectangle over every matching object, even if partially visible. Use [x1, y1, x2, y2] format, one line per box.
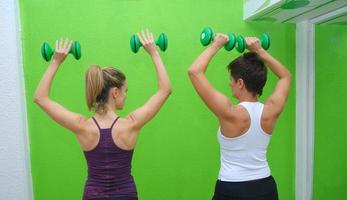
[237, 79, 244, 89]
[112, 87, 119, 99]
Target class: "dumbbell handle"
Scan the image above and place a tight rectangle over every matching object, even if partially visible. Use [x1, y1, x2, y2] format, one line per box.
[200, 28, 236, 51]
[41, 41, 81, 62]
[130, 33, 168, 53]
[236, 34, 270, 53]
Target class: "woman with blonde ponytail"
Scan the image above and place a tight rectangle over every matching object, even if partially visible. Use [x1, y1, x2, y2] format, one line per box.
[34, 30, 171, 200]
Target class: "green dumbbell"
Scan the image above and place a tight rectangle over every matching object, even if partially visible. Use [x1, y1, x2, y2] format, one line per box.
[200, 27, 236, 51]
[130, 33, 168, 53]
[235, 33, 271, 53]
[41, 41, 81, 62]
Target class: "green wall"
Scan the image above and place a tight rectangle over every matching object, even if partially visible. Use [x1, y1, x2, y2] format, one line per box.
[314, 25, 347, 199]
[19, 0, 296, 199]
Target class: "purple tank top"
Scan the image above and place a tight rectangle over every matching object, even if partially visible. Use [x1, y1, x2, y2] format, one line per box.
[82, 117, 137, 200]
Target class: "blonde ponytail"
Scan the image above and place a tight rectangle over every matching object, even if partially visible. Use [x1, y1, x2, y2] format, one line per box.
[85, 65, 126, 113]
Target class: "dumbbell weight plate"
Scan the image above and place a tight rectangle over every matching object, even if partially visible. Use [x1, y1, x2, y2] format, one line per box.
[41, 42, 53, 62]
[224, 33, 236, 51]
[157, 33, 168, 52]
[200, 27, 213, 46]
[260, 33, 270, 50]
[70, 41, 81, 60]
[236, 36, 246, 53]
[130, 35, 141, 53]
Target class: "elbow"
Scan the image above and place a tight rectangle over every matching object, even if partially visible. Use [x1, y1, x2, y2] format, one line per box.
[159, 86, 172, 97]
[33, 91, 44, 105]
[166, 90, 172, 97]
[164, 86, 173, 96]
[187, 67, 199, 77]
[164, 81, 173, 96]
[33, 95, 41, 105]
[33, 96, 47, 106]
[285, 70, 292, 81]
[167, 86, 172, 95]
[279, 69, 291, 82]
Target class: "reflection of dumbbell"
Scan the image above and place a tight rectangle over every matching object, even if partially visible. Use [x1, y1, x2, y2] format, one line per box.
[200, 27, 236, 51]
[41, 41, 81, 62]
[235, 33, 271, 53]
[130, 33, 168, 53]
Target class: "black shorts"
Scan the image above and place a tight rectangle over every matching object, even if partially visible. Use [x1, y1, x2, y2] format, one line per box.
[91, 197, 138, 200]
[212, 176, 278, 200]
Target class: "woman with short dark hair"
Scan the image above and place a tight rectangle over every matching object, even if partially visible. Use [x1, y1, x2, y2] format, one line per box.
[188, 34, 291, 200]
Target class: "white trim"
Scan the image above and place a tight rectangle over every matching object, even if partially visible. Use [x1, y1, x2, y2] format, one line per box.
[310, 5, 347, 24]
[295, 7, 347, 200]
[295, 21, 315, 200]
[14, 0, 34, 198]
[289, 1, 347, 23]
[244, 0, 284, 21]
[0, 0, 33, 199]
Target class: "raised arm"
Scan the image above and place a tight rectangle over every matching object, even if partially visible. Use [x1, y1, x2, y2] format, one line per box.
[128, 30, 172, 130]
[246, 37, 291, 117]
[188, 34, 233, 120]
[34, 38, 87, 134]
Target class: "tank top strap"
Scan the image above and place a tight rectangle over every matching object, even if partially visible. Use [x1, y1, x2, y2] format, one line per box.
[92, 117, 101, 130]
[238, 102, 254, 120]
[238, 102, 264, 127]
[110, 117, 120, 130]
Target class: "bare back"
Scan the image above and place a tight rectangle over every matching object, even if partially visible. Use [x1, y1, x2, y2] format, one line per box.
[219, 103, 278, 138]
[76, 117, 139, 152]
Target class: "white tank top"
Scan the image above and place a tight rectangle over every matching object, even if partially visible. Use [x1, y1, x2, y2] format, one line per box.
[218, 102, 271, 182]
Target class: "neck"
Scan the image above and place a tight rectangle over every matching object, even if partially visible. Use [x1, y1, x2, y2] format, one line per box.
[95, 104, 118, 119]
[238, 93, 258, 103]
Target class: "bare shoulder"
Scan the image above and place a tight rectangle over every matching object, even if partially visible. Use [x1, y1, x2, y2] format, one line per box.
[112, 116, 140, 150]
[118, 116, 136, 129]
[219, 104, 250, 137]
[218, 104, 250, 124]
[75, 117, 100, 137]
[74, 117, 99, 151]
[229, 104, 249, 120]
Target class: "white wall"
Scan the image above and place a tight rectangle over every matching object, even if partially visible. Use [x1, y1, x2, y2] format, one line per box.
[0, 0, 33, 199]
